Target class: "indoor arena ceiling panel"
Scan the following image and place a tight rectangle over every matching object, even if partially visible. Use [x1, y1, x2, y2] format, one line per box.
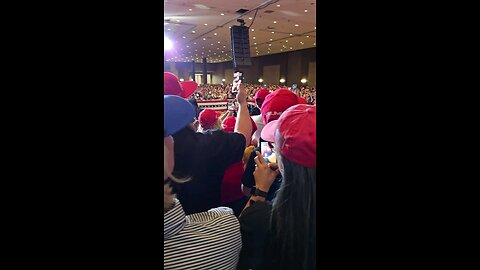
[165, 0, 316, 63]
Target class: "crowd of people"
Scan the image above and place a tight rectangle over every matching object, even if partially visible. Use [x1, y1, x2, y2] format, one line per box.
[163, 72, 317, 270]
[193, 83, 317, 105]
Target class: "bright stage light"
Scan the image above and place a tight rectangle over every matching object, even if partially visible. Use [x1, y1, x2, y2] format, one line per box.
[301, 78, 307, 84]
[164, 37, 173, 51]
[279, 78, 286, 83]
[258, 78, 264, 83]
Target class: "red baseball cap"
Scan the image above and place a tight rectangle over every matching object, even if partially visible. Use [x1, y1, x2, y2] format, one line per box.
[222, 116, 257, 135]
[254, 88, 270, 106]
[260, 88, 299, 124]
[297, 96, 307, 104]
[222, 116, 236, 133]
[198, 109, 219, 129]
[261, 104, 316, 167]
[163, 72, 198, 98]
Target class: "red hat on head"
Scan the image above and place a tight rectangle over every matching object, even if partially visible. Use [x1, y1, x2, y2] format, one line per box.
[261, 104, 316, 167]
[297, 96, 307, 104]
[163, 72, 198, 98]
[222, 116, 236, 133]
[260, 88, 299, 124]
[254, 88, 270, 106]
[198, 109, 219, 129]
[222, 116, 257, 136]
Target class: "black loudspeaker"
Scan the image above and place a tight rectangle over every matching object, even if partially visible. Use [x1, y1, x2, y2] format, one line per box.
[231, 25, 252, 68]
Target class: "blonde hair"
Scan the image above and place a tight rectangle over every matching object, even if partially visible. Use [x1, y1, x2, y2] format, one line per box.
[164, 139, 190, 212]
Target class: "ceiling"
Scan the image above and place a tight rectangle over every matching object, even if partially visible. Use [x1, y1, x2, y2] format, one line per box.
[164, 0, 316, 63]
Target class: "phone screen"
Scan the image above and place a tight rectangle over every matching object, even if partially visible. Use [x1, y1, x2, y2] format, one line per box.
[232, 71, 243, 93]
[261, 142, 274, 163]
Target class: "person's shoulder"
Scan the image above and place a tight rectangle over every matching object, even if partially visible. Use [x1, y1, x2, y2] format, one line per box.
[187, 207, 240, 228]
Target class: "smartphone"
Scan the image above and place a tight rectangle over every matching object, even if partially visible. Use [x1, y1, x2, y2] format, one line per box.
[232, 71, 243, 93]
[261, 142, 274, 163]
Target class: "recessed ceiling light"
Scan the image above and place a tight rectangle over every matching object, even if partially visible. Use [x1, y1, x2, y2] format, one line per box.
[251, 29, 254, 31]
[290, 47, 293, 49]
[167, 28, 171, 31]
[217, 41, 220, 43]
[271, 31, 275, 34]
[176, 20, 180, 22]
[204, 23, 208, 26]
[254, 43, 257, 45]
[186, 45, 189, 47]
[306, 35, 309, 38]
[203, 38, 206, 40]
[314, 43, 316, 45]
[192, 30, 196, 33]
[229, 26, 231, 29]
[253, 37, 256, 39]
[276, 4, 280, 7]
[305, 9, 308, 12]
[194, 42, 197, 44]
[189, 9, 192, 11]
[269, 44, 271, 46]
[315, 26, 316, 29]
[221, 13, 225, 15]
[249, 17, 253, 20]
[294, 24, 299, 27]
[285, 40, 288, 42]
[214, 33, 217, 35]
[290, 33, 293, 36]
[273, 21, 277, 24]
[270, 39, 273, 41]
[183, 36, 186, 38]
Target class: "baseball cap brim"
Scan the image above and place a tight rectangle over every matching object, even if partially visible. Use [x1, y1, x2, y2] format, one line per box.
[164, 95, 196, 137]
[260, 119, 279, 142]
[180, 81, 198, 98]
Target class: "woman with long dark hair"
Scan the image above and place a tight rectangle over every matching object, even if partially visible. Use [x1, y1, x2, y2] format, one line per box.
[238, 104, 316, 270]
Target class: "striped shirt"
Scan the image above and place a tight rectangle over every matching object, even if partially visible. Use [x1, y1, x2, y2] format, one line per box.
[164, 199, 242, 270]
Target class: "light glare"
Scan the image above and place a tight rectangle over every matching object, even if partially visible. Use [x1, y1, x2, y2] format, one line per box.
[164, 37, 173, 50]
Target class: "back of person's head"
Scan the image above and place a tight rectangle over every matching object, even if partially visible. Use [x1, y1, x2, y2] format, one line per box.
[164, 95, 195, 211]
[198, 109, 221, 132]
[222, 115, 257, 136]
[254, 88, 270, 108]
[163, 72, 198, 98]
[260, 88, 299, 125]
[222, 116, 236, 133]
[261, 104, 316, 269]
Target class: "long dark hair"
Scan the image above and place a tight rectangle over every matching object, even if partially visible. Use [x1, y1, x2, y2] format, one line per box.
[267, 153, 316, 270]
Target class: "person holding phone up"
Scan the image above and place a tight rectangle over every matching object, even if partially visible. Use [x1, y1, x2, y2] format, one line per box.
[168, 74, 252, 215]
[238, 104, 317, 270]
